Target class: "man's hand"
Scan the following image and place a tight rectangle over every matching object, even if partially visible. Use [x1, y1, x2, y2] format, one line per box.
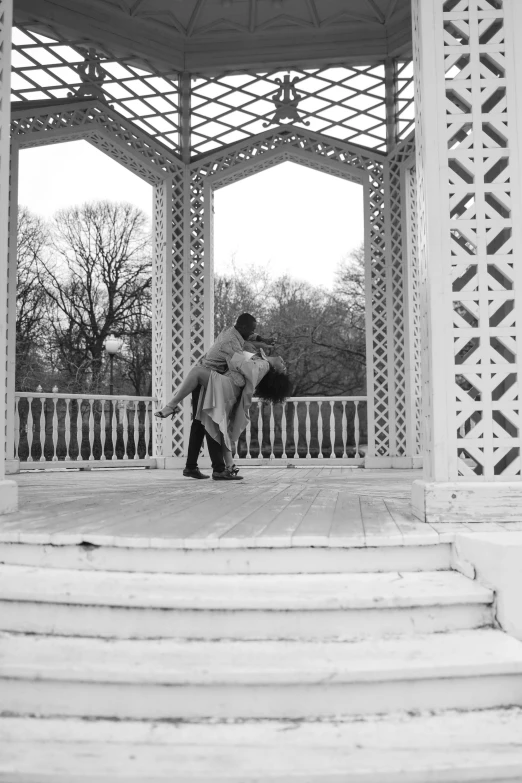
[251, 333, 278, 346]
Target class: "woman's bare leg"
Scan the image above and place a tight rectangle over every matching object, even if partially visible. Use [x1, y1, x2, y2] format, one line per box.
[160, 366, 212, 413]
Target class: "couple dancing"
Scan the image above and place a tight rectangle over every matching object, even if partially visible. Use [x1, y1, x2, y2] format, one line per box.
[155, 313, 292, 480]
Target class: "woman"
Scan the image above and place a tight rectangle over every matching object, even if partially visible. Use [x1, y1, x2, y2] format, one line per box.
[155, 351, 291, 469]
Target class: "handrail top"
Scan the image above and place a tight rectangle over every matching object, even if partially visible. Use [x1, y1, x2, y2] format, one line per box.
[253, 396, 367, 403]
[15, 392, 366, 403]
[15, 393, 156, 402]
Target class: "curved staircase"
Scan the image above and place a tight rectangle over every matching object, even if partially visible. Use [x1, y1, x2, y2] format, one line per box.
[1, 537, 522, 781]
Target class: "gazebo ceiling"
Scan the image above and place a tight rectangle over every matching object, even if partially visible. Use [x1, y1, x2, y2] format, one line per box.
[13, 0, 412, 74]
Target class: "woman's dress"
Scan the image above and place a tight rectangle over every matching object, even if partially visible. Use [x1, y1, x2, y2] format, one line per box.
[196, 351, 269, 450]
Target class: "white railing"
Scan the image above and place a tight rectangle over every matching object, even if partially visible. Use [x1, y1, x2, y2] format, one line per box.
[14, 392, 368, 469]
[234, 396, 367, 463]
[14, 393, 155, 469]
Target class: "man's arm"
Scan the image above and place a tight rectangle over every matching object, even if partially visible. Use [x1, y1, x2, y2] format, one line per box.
[249, 332, 278, 349]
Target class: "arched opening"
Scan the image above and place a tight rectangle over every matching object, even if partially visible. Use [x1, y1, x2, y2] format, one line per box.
[12, 135, 155, 467]
[210, 159, 369, 463]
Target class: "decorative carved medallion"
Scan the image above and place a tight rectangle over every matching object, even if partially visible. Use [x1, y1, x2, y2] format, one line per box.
[264, 74, 309, 127]
[68, 47, 107, 100]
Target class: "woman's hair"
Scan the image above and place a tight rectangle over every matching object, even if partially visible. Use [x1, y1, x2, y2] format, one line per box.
[255, 367, 292, 405]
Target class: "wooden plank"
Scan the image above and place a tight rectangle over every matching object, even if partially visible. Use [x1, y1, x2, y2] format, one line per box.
[220, 483, 306, 543]
[291, 488, 338, 545]
[360, 497, 402, 544]
[384, 501, 439, 545]
[328, 491, 364, 543]
[258, 487, 321, 546]
[184, 484, 290, 542]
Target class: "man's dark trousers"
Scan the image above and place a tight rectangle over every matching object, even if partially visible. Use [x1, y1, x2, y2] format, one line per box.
[185, 386, 226, 473]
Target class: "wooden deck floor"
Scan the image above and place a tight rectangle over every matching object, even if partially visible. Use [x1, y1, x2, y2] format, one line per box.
[0, 467, 518, 548]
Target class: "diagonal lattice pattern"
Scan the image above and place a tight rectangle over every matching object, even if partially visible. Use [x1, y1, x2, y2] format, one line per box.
[387, 133, 417, 457]
[10, 98, 187, 457]
[188, 128, 391, 457]
[11, 25, 181, 154]
[190, 65, 387, 156]
[395, 60, 415, 142]
[414, 0, 521, 479]
[405, 164, 422, 456]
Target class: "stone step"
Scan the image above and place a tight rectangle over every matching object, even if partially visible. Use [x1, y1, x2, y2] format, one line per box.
[0, 565, 494, 640]
[2, 629, 522, 720]
[1, 709, 522, 782]
[0, 540, 452, 574]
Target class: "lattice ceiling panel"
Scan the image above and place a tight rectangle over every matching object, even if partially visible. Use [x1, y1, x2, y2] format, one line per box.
[11, 25, 180, 153]
[395, 60, 415, 141]
[191, 65, 387, 155]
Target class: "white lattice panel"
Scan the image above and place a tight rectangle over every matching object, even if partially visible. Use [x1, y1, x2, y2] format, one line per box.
[444, 0, 520, 477]
[406, 164, 422, 456]
[11, 25, 180, 153]
[396, 61, 415, 142]
[386, 134, 416, 457]
[189, 128, 393, 457]
[9, 98, 186, 457]
[190, 65, 387, 156]
[414, 0, 521, 480]
[0, 0, 12, 470]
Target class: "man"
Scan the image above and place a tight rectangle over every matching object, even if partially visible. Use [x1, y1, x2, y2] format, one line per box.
[183, 313, 275, 481]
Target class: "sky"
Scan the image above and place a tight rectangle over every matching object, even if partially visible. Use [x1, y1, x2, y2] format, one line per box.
[18, 140, 364, 290]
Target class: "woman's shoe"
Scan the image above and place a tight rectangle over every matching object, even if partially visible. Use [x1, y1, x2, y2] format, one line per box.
[154, 404, 179, 420]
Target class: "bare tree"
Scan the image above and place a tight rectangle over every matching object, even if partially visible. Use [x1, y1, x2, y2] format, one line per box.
[213, 252, 367, 397]
[38, 201, 151, 392]
[16, 207, 50, 390]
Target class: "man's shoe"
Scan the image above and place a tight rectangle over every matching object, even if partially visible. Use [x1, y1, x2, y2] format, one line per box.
[212, 467, 244, 481]
[183, 468, 210, 479]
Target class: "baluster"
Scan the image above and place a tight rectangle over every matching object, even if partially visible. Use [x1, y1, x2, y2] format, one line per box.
[293, 401, 300, 458]
[122, 401, 129, 459]
[26, 397, 34, 462]
[39, 395, 46, 462]
[76, 399, 83, 462]
[87, 399, 95, 460]
[111, 399, 118, 460]
[341, 400, 348, 458]
[305, 401, 311, 459]
[64, 399, 71, 461]
[99, 399, 107, 460]
[133, 401, 140, 459]
[52, 397, 59, 461]
[245, 415, 252, 459]
[144, 402, 150, 458]
[257, 401, 263, 458]
[281, 402, 287, 459]
[354, 400, 361, 457]
[233, 439, 239, 461]
[14, 396, 20, 460]
[317, 401, 324, 459]
[330, 400, 337, 459]
[269, 403, 275, 459]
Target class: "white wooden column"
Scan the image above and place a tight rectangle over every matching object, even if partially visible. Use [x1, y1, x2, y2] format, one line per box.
[0, 0, 18, 512]
[412, 0, 522, 522]
[152, 173, 187, 462]
[5, 142, 18, 474]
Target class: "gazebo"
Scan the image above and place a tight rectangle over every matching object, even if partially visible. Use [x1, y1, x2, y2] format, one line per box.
[0, 0, 520, 526]
[3, 3, 522, 778]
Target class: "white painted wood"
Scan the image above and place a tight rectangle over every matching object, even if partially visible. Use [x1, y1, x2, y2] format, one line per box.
[38, 396, 45, 462]
[412, 480, 522, 524]
[64, 399, 72, 461]
[0, 541, 453, 575]
[2, 629, 522, 719]
[14, 393, 155, 468]
[1, 708, 522, 783]
[0, 566, 493, 640]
